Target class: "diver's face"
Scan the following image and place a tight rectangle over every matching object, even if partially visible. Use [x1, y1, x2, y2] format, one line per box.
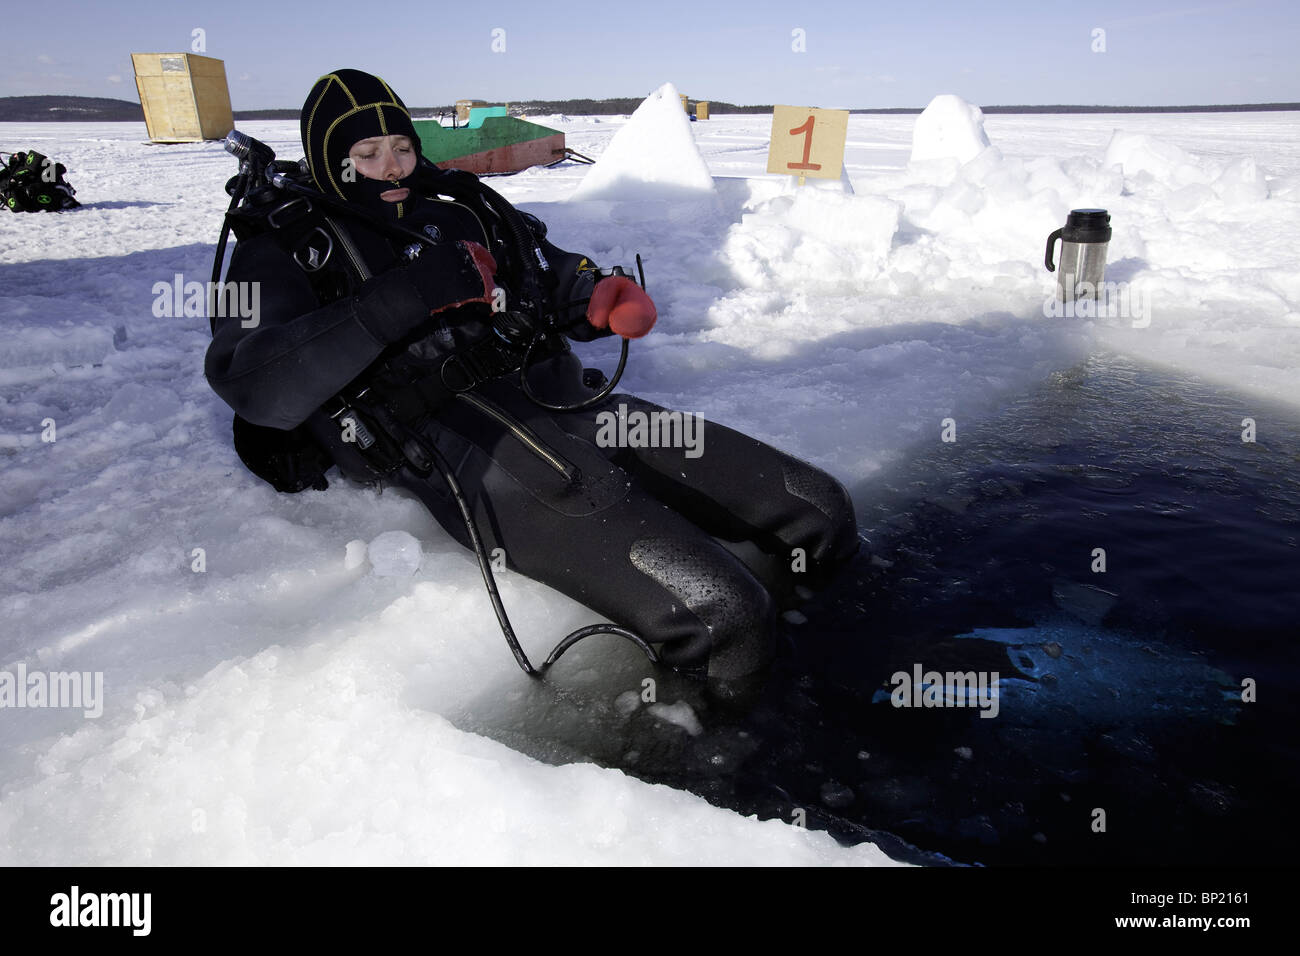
[348, 134, 417, 202]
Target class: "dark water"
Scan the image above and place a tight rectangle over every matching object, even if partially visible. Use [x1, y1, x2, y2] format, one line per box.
[453, 352, 1300, 865]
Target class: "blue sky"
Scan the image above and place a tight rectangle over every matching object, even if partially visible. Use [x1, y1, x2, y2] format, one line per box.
[2, 0, 1296, 109]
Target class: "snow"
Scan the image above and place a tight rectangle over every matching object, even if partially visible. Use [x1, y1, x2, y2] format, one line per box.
[2, 101, 1299, 865]
[366, 530, 422, 578]
[570, 82, 715, 202]
[909, 94, 991, 165]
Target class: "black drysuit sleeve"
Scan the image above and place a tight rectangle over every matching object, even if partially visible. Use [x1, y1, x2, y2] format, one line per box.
[204, 232, 490, 430]
[516, 211, 613, 343]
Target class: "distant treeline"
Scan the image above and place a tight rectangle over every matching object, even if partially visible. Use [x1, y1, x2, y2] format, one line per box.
[0, 96, 145, 121]
[226, 98, 779, 120]
[2, 94, 1298, 122]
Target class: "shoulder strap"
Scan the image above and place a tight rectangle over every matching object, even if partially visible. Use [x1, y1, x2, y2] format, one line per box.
[225, 180, 365, 303]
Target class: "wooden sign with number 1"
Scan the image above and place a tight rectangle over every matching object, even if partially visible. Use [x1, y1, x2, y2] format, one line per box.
[766, 105, 849, 183]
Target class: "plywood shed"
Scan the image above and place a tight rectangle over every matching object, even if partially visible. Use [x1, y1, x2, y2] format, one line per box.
[131, 53, 234, 142]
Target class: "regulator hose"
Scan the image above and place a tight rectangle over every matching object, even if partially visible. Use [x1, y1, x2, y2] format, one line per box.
[349, 394, 660, 676]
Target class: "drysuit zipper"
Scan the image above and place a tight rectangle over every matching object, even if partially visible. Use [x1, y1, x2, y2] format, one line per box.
[454, 392, 577, 481]
[323, 214, 372, 281]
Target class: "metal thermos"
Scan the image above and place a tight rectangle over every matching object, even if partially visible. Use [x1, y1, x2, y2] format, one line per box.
[1045, 209, 1111, 302]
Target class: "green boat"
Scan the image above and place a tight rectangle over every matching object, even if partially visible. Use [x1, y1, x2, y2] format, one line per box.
[412, 107, 569, 175]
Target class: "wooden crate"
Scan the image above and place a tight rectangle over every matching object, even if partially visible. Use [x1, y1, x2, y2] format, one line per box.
[454, 99, 490, 124]
[131, 53, 234, 142]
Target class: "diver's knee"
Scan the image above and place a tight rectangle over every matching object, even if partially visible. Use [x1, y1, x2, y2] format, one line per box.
[780, 455, 859, 565]
[629, 535, 777, 684]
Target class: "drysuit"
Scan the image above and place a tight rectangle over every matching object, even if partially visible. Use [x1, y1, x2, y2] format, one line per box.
[204, 69, 859, 695]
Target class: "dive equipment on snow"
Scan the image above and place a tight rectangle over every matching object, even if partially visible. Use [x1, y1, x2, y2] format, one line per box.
[1045, 209, 1111, 303]
[0, 149, 79, 212]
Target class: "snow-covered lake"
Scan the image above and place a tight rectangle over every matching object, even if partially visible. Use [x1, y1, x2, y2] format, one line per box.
[1, 100, 1296, 864]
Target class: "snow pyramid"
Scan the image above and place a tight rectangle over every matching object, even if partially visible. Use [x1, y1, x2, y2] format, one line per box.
[571, 82, 715, 201]
[910, 94, 992, 164]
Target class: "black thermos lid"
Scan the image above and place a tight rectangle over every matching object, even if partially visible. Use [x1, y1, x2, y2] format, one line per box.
[1063, 208, 1112, 243]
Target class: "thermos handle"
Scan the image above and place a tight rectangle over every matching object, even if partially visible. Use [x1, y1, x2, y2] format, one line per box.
[1044, 228, 1063, 272]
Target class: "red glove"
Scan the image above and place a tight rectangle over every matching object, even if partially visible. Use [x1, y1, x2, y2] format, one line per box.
[586, 276, 657, 339]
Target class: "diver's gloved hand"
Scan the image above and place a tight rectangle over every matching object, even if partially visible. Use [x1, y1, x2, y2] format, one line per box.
[405, 239, 497, 314]
[586, 276, 657, 339]
[358, 240, 498, 346]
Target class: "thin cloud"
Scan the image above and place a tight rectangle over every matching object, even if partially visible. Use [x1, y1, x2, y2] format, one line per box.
[1106, 0, 1257, 29]
[815, 65, 898, 85]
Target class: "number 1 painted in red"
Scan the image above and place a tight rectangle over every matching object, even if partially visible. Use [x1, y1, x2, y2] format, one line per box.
[787, 115, 822, 171]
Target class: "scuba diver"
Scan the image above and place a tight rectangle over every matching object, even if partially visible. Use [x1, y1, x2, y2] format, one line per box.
[205, 69, 860, 699]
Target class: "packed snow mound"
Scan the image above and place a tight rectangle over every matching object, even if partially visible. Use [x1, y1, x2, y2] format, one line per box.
[571, 82, 714, 201]
[901, 144, 1078, 263]
[722, 187, 900, 290]
[1104, 131, 1206, 187]
[910, 95, 992, 164]
[1213, 156, 1270, 204]
[1104, 130, 1271, 209]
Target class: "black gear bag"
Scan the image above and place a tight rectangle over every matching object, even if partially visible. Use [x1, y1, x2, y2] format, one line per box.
[0, 150, 80, 212]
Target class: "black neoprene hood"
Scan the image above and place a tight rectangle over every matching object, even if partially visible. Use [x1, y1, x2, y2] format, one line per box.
[300, 68, 423, 202]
